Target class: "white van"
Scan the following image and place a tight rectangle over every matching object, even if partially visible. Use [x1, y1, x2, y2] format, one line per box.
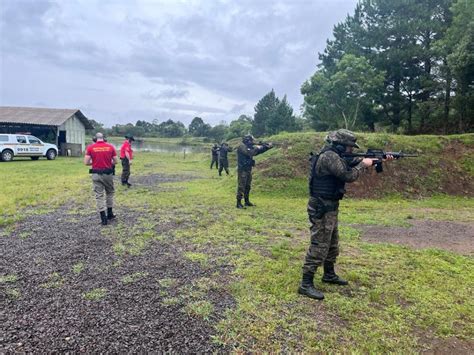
[0, 134, 58, 161]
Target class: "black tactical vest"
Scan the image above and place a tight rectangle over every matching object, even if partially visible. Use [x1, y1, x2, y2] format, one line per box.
[237, 144, 255, 171]
[309, 146, 346, 200]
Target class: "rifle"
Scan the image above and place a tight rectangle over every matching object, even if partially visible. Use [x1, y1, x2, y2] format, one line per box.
[342, 148, 418, 173]
[256, 141, 273, 149]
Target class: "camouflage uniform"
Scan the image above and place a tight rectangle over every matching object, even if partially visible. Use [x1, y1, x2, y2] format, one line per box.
[218, 143, 232, 176]
[210, 145, 219, 169]
[299, 129, 366, 300]
[302, 148, 365, 274]
[236, 136, 272, 207]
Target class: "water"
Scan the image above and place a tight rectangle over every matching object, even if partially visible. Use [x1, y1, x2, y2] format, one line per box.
[108, 139, 208, 154]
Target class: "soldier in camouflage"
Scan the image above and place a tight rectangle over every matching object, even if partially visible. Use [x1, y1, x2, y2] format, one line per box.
[218, 142, 232, 176]
[236, 135, 273, 208]
[298, 129, 393, 300]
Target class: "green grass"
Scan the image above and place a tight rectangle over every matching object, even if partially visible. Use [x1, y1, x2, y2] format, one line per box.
[72, 262, 85, 275]
[121, 272, 149, 284]
[40, 272, 64, 289]
[83, 288, 107, 301]
[0, 274, 18, 283]
[1, 133, 473, 352]
[183, 252, 209, 266]
[185, 300, 214, 320]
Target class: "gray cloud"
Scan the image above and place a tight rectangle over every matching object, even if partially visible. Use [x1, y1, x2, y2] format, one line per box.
[0, 0, 358, 126]
[142, 89, 189, 101]
[160, 102, 227, 114]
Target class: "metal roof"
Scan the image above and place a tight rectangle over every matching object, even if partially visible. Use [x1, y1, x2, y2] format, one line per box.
[0, 106, 94, 130]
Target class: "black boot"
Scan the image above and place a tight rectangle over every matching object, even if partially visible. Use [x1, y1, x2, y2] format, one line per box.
[236, 198, 245, 209]
[298, 271, 324, 300]
[244, 196, 255, 207]
[322, 261, 348, 285]
[100, 211, 108, 226]
[107, 207, 116, 220]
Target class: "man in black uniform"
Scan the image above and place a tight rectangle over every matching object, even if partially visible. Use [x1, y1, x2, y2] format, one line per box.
[236, 135, 273, 208]
[210, 144, 219, 170]
[218, 142, 232, 176]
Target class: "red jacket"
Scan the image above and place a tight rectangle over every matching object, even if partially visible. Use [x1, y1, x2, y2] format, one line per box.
[120, 140, 133, 160]
[86, 141, 116, 169]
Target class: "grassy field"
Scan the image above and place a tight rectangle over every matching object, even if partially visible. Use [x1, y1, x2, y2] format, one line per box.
[1, 132, 473, 352]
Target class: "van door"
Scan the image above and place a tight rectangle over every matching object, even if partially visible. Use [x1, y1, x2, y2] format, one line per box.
[15, 135, 29, 155]
[27, 136, 44, 155]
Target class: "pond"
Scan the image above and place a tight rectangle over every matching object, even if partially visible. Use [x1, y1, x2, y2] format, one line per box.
[108, 139, 209, 154]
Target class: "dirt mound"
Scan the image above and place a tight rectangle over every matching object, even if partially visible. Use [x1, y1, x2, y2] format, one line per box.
[356, 220, 474, 255]
[259, 137, 474, 198]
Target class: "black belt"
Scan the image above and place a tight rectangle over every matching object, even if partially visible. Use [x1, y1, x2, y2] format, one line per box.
[89, 168, 114, 175]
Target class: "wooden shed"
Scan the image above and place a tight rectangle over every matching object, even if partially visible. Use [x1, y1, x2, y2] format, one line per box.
[0, 106, 93, 155]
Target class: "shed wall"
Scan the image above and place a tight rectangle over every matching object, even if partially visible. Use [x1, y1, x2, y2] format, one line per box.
[59, 114, 86, 151]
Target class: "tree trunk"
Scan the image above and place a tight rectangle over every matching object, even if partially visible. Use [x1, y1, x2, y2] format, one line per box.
[443, 61, 451, 134]
[392, 78, 401, 129]
[407, 94, 413, 134]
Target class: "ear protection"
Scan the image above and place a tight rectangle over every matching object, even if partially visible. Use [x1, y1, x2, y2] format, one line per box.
[334, 144, 345, 154]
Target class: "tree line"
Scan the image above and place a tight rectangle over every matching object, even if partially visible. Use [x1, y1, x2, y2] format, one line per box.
[302, 0, 473, 134]
[89, 89, 309, 141]
[90, 0, 472, 139]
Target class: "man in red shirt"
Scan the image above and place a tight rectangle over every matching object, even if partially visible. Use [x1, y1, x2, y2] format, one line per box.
[120, 134, 134, 187]
[84, 133, 119, 225]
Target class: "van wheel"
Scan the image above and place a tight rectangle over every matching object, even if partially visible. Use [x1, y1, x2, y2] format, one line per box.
[46, 149, 57, 160]
[31, 156, 40, 160]
[1, 149, 14, 162]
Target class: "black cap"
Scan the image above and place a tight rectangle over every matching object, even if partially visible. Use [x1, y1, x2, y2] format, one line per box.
[125, 134, 135, 141]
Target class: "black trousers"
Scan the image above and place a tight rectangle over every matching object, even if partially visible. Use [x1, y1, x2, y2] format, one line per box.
[121, 158, 130, 183]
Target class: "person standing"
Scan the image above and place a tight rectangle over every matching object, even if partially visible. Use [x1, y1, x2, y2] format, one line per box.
[236, 135, 273, 208]
[84, 132, 119, 226]
[298, 129, 393, 300]
[120, 134, 135, 187]
[218, 142, 232, 176]
[210, 144, 219, 170]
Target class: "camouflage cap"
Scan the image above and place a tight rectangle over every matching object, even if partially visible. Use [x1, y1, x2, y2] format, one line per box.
[326, 129, 360, 148]
[243, 134, 255, 143]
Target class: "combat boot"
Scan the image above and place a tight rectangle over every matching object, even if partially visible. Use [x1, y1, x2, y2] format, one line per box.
[244, 197, 255, 207]
[322, 261, 348, 285]
[107, 207, 116, 220]
[100, 211, 108, 226]
[236, 198, 245, 209]
[298, 271, 324, 300]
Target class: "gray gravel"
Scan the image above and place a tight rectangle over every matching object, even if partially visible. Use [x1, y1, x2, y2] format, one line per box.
[1, 204, 234, 352]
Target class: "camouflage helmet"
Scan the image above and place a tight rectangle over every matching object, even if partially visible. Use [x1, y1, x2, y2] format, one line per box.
[326, 129, 360, 148]
[242, 134, 255, 144]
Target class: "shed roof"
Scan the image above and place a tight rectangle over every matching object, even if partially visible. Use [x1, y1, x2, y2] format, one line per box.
[0, 106, 94, 130]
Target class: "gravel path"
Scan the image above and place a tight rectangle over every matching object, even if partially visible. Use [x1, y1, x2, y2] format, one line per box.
[1, 182, 234, 352]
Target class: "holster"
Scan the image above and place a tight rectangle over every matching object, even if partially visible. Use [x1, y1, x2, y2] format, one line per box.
[308, 197, 338, 220]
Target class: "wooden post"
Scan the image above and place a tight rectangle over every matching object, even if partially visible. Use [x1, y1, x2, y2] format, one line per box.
[183, 148, 186, 160]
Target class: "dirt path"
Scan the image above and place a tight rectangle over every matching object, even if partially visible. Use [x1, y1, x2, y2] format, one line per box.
[0, 175, 233, 352]
[355, 220, 474, 256]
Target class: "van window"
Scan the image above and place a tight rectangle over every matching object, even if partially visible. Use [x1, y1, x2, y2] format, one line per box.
[28, 136, 41, 144]
[0, 135, 8, 142]
[16, 136, 27, 144]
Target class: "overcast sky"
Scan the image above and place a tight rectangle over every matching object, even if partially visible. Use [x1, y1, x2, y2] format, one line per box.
[0, 0, 358, 127]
